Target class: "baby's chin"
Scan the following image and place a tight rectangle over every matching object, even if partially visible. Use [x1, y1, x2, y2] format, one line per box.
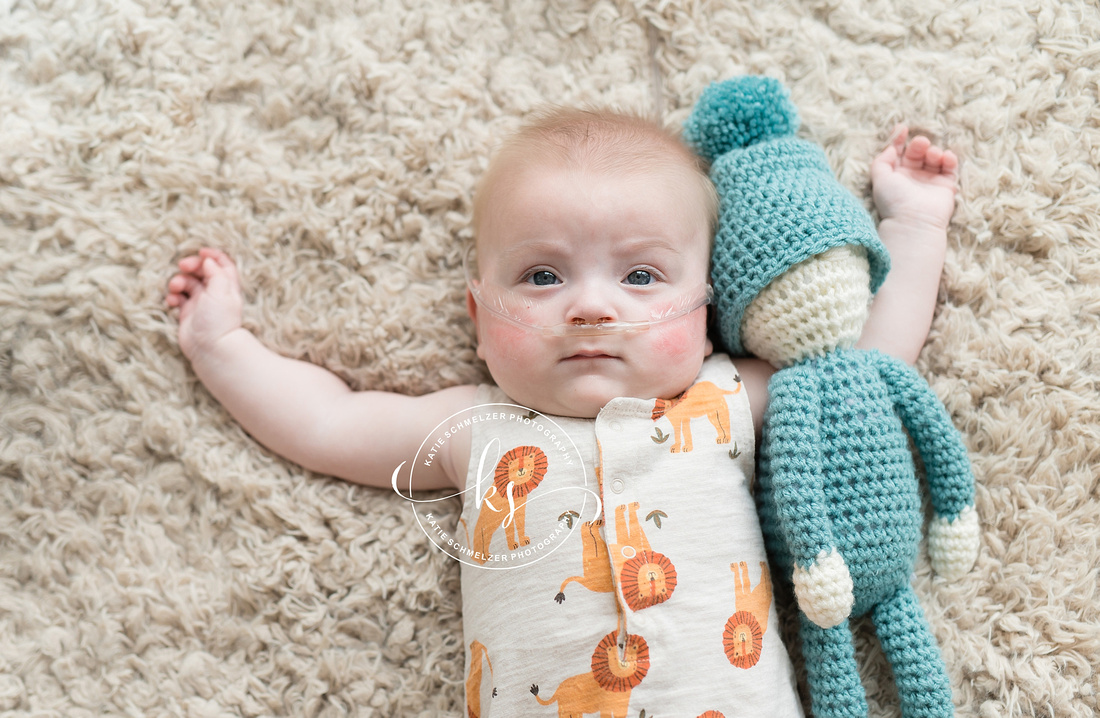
[502, 378, 685, 419]
[499, 388, 604, 419]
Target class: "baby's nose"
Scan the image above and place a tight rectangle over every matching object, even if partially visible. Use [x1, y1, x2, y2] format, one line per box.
[566, 284, 617, 325]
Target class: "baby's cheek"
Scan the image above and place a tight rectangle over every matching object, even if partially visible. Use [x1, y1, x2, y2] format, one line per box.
[651, 315, 708, 360]
[482, 322, 539, 363]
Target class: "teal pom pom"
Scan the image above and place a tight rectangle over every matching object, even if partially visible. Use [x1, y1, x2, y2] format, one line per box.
[685, 74, 890, 355]
[683, 76, 800, 163]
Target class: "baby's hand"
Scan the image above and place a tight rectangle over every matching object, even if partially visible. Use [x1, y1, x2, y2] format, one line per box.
[166, 248, 244, 359]
[870, 124, 959, 232]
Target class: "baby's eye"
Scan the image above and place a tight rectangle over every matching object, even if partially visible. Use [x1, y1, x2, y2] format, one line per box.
[526, 270, 560, 286]
[624, 270, 655, 286]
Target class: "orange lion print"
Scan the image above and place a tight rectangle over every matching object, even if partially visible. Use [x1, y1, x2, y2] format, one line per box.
[610, 502, 678, 611]
[556, 467, 615, 603]
[467, 445, 548, 564]
[619, 550, 678, 612]
[531, 631, 650, 718]
[722, 561, 773, 670]
[555, 518, 615, 603]
[465, 640, 494, 718]
[651, 379, 740, 453]
[724, 610, 764, 669]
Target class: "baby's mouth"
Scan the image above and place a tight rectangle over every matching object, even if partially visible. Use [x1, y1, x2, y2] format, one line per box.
[563, 350, 619, 361]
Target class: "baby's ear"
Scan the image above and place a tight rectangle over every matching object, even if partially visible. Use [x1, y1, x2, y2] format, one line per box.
[682, 76, 799, 163]
[465, 289, 488, 360]
[465, 289, 478, 324]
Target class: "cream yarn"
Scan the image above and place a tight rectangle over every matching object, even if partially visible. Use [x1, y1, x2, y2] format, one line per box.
[740, 245, 872, 367]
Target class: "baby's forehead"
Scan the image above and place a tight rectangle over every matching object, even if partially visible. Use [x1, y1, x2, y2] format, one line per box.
[478, 146, 709, 222]
[473, 110, 716, 254]
[496, 130, 698, 182]
[478, 114, 703, 196]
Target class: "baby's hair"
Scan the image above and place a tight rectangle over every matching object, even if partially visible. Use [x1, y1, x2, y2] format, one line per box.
[473, 106, 718, 239]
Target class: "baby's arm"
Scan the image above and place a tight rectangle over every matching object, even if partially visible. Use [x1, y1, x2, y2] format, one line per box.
[857, 125, 959, 363]
[167, 248, 475, 490]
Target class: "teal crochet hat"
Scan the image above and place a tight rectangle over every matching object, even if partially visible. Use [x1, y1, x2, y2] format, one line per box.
[683, 76, 890, 355]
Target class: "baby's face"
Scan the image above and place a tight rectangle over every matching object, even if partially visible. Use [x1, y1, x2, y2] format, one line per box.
[468, 160, 713, 418]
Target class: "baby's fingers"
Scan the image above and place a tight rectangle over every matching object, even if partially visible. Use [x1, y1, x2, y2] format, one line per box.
[887, 123, 908, 156]
[167, 272, 202, 299]
[177, 254, 205, 275]
[915, 144, 959, 182]
[177, 248, 237, 278]
[198, 248, 241, 288]
[930, 148, 959, 178]
[873, 124, 907, 167]
[901, 134, 932, 167]
[166, 273, 202, 307]
[897, 133, 960, 185]
[923, 144, 943, 168]
[941, 149, 959, 171]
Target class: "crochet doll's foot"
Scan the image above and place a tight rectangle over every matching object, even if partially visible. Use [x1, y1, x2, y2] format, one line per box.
[799, 615, 868, 718]
[872, 586, 955, 718]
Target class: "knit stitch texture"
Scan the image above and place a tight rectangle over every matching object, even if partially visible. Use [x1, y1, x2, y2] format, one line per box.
[684, 76, 890, 356]
[756, 350, 972, 718]
[740, 245, 871, 366]
[692, 76, 978, 718]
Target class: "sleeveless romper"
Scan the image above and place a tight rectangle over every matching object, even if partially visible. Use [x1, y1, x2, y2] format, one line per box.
[457, 353, 803, 718]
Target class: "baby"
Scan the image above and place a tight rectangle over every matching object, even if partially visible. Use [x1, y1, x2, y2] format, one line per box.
[168, 106, 958, 716]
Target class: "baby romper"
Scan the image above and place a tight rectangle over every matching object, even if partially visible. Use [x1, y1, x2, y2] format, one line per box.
[456, 353, 803, 717]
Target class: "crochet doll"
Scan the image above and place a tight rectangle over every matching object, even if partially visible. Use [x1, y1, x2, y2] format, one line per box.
[683, 77, 980, 718]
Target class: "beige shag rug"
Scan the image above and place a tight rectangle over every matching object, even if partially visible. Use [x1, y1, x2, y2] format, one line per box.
[2, 1, 1099, 716]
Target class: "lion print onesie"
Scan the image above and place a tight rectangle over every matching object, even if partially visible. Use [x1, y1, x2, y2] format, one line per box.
[456, 354, 804, 717]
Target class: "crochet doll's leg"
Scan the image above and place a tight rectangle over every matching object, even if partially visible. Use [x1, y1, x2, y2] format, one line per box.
[799, 615, 867, 718]
[871, 586, 954, 718]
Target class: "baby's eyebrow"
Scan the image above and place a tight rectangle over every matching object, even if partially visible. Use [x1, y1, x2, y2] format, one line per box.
[612, 237, 681, 257]
[495, 240, 571, 263]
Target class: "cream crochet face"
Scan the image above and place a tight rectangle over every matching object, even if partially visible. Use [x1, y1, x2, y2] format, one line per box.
[740, 245, 871, 367]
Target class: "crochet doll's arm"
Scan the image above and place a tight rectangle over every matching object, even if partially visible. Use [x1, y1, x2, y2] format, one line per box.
[766, 366, 854, 628]
[874, 351, 979, 579]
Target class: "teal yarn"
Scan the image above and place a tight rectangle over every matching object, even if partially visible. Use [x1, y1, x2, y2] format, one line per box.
[799, 585, 954, 718]
[872, 588, 955, 718]
[690, 77, 978, 718]
[682, 75, 800, 162]
[757, 350, 972, 718]
[756, 350, 974, 605]
[683, 76, 890, 356]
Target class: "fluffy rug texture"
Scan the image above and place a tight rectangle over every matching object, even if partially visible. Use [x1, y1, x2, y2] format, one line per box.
[2, 0, 1099, 716]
